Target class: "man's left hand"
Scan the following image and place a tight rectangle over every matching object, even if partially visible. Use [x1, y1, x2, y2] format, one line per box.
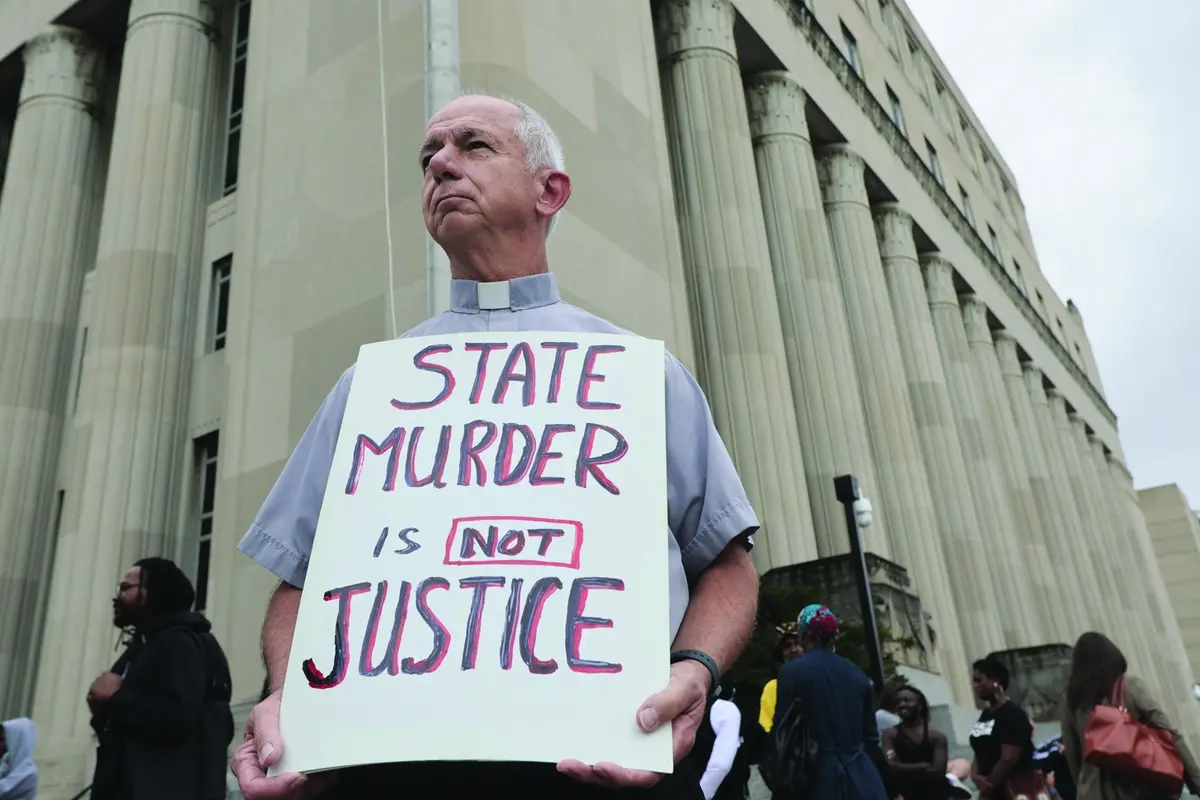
[557, 658, 710, 789]
[89, 672, 123, 702]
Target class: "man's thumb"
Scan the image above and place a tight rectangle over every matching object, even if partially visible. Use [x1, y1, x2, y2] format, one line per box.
[253, 708, 283, 767]
[637, 683, 689, 733]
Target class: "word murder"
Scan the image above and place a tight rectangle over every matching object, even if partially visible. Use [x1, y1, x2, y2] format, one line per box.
[345, 342, 634, 495]
[301, 576, 625, 690]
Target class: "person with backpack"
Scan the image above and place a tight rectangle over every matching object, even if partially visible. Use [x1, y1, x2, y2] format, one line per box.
[763, 604, 889, 800]
[87, 557, 235, 800]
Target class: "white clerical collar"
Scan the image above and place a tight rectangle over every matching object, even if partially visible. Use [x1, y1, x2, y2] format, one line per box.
[449, 273, 561, 313]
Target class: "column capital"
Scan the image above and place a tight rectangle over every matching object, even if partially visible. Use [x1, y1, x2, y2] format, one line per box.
[920, 252, 959, 307]
[1108, 454, 1133, 480]
[816, 143, 867, 205]
[744, 71, 809, 141]
[1023, 364, 1048, 405]
[1068, 413, 1090, 437]
[20, 26, 105, 109]
[129, 0, 217, 37]
[960, 294, 992, 345]
[1046, 389, 1071, 424]
[993, 331, 1022, 377]
[655, 0, 736, 62]
[872, 202, 915, 259]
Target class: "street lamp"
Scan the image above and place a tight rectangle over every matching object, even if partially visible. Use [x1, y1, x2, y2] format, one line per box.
[834, 474, 886, 691]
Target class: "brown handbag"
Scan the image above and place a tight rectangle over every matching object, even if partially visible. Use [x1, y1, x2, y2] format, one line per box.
[1083, 677, 1185, 793]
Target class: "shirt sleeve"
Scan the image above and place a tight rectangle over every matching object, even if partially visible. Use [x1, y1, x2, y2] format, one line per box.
[759, 679, 776, 732]
[700, 699, 743, 800]
[664, 353, 760, 578]
[236, 366, 355, 588]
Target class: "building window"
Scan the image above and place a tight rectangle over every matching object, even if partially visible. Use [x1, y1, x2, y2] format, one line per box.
[209, 256, 232, 352]
[886, 85, 906, 136]
[222, 0, 252, 195]
[1074, 342, 1083, 361]
[841, 23, 863, 78]
[72, 326, 88, 413]
[925, 138, 942, 185]
[194, 433, 219, 613]
[958, 183, 975, 226]
[1035, 290, 1047, 320]
[987, 224, 1002, 262]
[1012, 259, 1027, 296]
[1056, 318, 1066, 341]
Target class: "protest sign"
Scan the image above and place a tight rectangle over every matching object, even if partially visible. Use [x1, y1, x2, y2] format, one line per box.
[274, 332, 671, 776]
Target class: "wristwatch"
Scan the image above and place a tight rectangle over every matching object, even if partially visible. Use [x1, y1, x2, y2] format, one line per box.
[670, 649, 721, 701]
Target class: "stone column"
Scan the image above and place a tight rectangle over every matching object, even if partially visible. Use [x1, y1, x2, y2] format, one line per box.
[1107, 456, 1200, 744]
[875, 204, 997, 691]
[994, 334, 1089, 638]
[656, 0, 817, 569]
[960, 297, 1057, 644]
[922, 254, 1033, 647]
[743, 71, 878, 558]
[1024, 368, 1108, 630]
[32, 0, 219, 774]
[0, 26, 106, 716]
[1046, 391, 1132, 643]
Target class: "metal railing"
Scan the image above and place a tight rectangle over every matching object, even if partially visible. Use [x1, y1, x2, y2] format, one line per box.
[774, 0, 1117, 426]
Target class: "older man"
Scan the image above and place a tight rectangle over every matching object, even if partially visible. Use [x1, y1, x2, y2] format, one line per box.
[232, 94, 761, 799]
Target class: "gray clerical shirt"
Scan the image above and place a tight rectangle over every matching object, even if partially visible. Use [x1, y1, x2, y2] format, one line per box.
[237, 272, 759, 639]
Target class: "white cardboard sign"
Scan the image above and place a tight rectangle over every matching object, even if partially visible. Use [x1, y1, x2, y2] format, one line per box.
[275, 332, 671, 776]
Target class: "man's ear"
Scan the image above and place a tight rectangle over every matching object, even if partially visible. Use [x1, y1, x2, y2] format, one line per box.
[536, 170, 571, 221]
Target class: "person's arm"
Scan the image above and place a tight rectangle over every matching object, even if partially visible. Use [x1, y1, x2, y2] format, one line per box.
[980, 705, 1031, 791]
[758, 680, 776, 733]
[886, 729, 949, 779]
[102, 632, 207, 741]
[669, 540, 758, 678]
[0, 769, 37, 797]
[699, 701, 742, 800]
[263, 581, 303, 692]
[1126, 676, 1200, 793]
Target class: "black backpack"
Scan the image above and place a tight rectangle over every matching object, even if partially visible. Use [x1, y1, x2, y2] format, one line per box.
[177, 628, 235, 800]
[758, 698, 818, 799]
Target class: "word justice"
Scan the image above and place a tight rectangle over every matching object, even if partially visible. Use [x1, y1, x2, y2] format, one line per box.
[301, 575, 625, 690]
[344, 341, 634, 496]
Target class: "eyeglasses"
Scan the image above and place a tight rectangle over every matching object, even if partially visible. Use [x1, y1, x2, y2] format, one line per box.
[117, 582, 142, 593]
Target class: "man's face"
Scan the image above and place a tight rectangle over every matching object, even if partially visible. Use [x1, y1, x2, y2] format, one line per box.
[781, 639, 804, 662]
[418, 96, 541, 246]
[113, 566, 146, 628]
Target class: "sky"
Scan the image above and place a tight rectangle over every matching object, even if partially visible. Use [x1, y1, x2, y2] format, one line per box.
[913, 1, 1200, 504]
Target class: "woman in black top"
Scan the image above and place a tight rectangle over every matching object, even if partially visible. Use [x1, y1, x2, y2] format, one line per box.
[882, 685, 951, 800]
[968, 657, 1036, 799]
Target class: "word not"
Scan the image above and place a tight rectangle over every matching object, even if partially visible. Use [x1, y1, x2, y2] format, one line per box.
[343, 420, 628, 495]
[391, 341, 626, 411]
[301, 576, 625, 690]
[443, 516, 584, 569]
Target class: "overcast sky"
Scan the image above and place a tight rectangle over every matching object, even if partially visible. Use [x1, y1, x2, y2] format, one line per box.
[913, 1, 1200, 505]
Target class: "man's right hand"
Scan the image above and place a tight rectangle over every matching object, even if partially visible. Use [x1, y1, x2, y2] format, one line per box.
[231, 690, 337, 799]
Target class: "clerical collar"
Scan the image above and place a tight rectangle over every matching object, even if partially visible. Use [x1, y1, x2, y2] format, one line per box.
[449, 273, 561, 313]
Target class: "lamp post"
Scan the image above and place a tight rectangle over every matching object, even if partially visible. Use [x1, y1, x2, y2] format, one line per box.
[834, 473, 886, 690]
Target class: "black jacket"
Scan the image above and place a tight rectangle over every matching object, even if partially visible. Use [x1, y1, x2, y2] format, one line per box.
[89, 611, 234, 800]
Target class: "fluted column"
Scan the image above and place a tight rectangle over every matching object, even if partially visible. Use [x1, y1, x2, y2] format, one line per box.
[1024, 368, 1107, 630]
[743, 71, 877, 558]
[33, 0, 219, 773]
[656, 0, 816, 569]
[995, 335, 1089, 637]
[960, 297, 1057, 644]
[922, 254, 1032, 647]
[0, 26, 106, 716]
[1084, 436, 1170, 698]
[1107, 456, 1200, 744]
[873, 204, 992, 696]
[1046, 391, 1131, 644]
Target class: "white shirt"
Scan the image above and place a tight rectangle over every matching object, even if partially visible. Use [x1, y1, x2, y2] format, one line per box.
[700, 698, 743, 800]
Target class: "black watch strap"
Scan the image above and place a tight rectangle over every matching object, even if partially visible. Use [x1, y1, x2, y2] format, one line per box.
[670, 649, 721, 700]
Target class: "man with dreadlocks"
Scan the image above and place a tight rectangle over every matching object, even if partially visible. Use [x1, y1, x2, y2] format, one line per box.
[86, 557, 234, 800]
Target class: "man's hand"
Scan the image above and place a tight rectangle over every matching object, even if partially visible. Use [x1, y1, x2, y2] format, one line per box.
[230, 690, 338, 799]
[89, 672, 123, 702]
[557, 658, 710, 789]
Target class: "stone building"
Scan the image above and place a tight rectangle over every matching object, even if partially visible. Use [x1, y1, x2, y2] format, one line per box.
[0, 0, 1195, 794]
[1139, 484, 1200, 685]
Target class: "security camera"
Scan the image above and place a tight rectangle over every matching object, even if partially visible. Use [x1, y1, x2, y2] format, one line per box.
[853, 497, 873, 529]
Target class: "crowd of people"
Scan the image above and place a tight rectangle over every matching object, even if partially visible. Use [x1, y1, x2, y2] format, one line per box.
[4, 93, 1200, 800]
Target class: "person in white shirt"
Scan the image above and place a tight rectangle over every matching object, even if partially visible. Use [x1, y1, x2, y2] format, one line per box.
[698, 694, 746, 800]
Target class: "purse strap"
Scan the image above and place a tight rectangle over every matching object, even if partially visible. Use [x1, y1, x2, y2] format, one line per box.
[1111, 676, 1127, 711]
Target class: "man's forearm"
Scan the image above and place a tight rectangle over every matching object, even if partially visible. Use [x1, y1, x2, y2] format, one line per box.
[670, 538, 758, 675]
[262, 581, 302, 693]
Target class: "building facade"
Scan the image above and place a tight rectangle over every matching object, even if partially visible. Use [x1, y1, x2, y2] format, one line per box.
[0, 0, 1195, 794]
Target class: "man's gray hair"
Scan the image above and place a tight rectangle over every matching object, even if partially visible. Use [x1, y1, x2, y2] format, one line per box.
[458, 91, 566, 235]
